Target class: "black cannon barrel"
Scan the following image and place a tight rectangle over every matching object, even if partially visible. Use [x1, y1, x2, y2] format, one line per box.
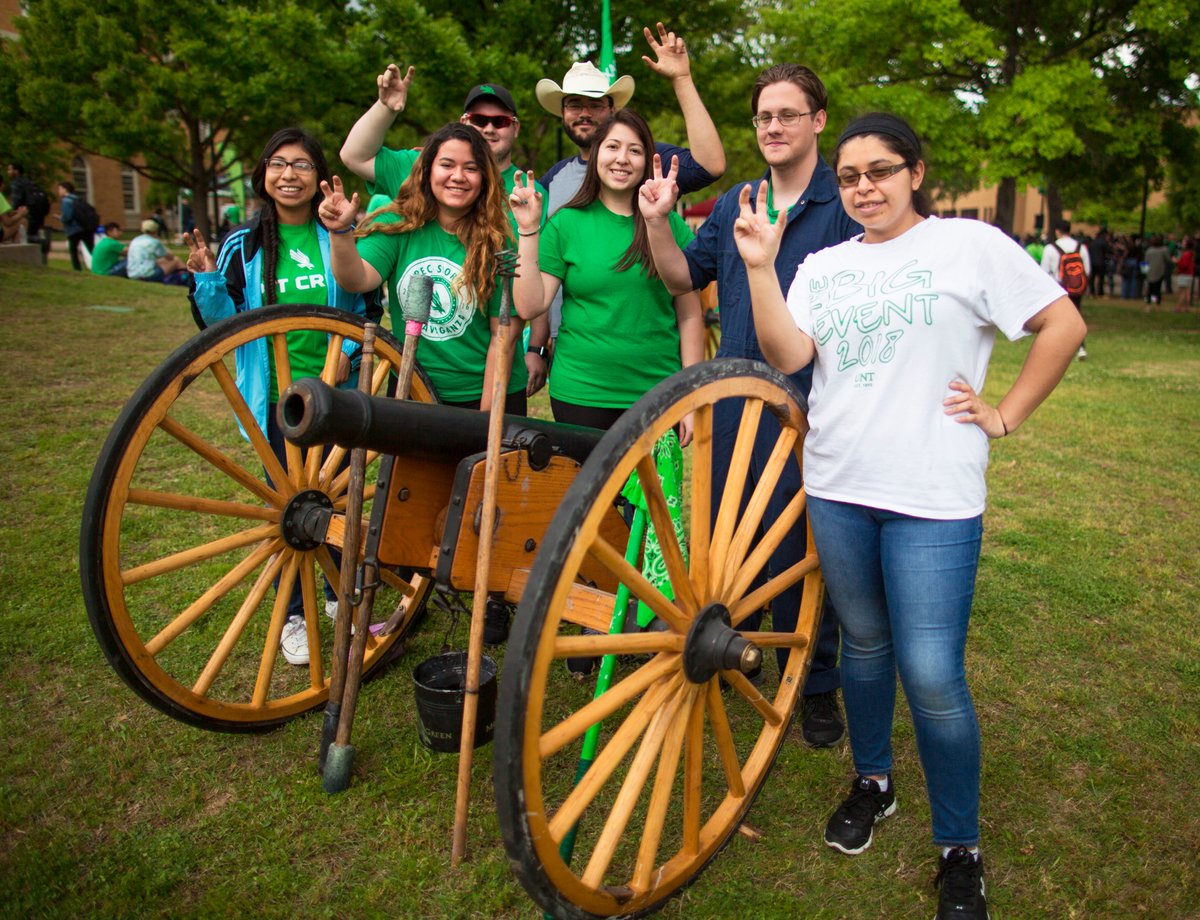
[278, 378, 605, 468]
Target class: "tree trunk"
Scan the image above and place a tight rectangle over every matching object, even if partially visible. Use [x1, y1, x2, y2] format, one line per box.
[1046, 183, 1063, 235]
[994, 177, 1017, 236]
[187, 120, 213, 241]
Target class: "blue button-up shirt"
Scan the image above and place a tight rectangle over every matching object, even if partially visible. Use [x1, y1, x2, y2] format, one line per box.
[684, 157, 860, 395]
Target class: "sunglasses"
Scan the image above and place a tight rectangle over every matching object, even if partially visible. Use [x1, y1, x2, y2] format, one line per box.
[465, 112, 516, 130]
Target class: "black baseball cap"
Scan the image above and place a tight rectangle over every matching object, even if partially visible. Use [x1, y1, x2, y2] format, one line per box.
[463, 84, 518, 118]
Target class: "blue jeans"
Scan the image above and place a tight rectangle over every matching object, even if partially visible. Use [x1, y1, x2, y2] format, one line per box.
[807, 496, 982, 846]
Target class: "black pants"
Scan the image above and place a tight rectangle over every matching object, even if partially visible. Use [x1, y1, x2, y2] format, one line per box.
[67, 231, 93, 271]
[549, 398, 624, 431]
[441, 389, 529, 416]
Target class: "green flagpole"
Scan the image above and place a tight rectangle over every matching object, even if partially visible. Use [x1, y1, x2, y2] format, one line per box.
[599, 0, 616, 80]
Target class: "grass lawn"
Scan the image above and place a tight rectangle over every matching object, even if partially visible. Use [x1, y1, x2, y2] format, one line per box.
[1, 259, 1197, 918]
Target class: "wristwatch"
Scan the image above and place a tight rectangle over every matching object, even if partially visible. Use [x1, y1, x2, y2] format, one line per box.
[526, 345, 548, 358]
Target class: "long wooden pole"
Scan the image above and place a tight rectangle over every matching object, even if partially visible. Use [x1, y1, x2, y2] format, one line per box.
[451, 251, 519, 865]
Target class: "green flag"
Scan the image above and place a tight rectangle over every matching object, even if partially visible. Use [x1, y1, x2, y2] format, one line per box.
[599, 0, 616, 81]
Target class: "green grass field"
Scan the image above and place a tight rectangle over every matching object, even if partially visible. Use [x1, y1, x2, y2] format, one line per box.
[1, 259, 1197, 918]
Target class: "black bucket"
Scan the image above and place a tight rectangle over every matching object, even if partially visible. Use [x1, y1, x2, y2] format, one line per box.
[412, 652, 497, 753]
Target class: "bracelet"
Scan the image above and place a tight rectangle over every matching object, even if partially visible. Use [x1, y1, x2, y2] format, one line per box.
[518, 229, 539, 237]
[332, 224, 356, 235]
[998, 411, 1009, 437]
[526, 345, 548, 358]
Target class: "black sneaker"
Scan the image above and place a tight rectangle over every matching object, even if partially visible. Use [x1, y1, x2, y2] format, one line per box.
[823, 775, 896, 855]
[801, 689, 845, 747]
[935, 847, 989, 919]
[483, 596, 510, 646]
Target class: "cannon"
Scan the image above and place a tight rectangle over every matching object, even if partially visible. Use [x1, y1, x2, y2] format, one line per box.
[81, 303, 826, 919]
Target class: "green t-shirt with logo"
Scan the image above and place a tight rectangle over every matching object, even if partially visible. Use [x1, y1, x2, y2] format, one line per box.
[269, 220, 329, 401]
[539, 200, 693, 408]
[356, 218, 528, 402]
[90, 235, 126, 275]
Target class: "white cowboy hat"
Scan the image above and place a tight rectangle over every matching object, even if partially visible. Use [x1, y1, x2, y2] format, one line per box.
[535, 61, 635, 116]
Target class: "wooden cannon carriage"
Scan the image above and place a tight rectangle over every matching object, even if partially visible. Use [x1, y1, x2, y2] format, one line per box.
[81, 303, 826, 919]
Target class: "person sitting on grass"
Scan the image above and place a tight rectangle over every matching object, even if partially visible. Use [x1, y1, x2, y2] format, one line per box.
[127, 219, 188, 285]
[90, 223, 128, 277]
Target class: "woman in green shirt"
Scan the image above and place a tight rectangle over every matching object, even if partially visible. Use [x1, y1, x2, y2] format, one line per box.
[320, 122, 528, 413]
[511, 108, 703, 439]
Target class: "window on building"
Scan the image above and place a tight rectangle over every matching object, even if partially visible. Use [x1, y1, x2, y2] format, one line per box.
[71, 157, 90, 199]
[941, 208, 957, 218]
[960, 208, 979, 220]
[121, 168, 139, 212]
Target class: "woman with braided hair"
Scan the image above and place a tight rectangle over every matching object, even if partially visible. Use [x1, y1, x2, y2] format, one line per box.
[185, 126, 379, 667]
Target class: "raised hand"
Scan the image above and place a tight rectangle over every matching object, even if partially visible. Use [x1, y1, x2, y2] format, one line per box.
[732, 182, 786, 270]
[638, 154, 680, 221]
[183, 230, 216, 273]
[508, 171, 543, 235]
[378, 64, 414, 112]
[317, 176, 359, 232]
[642, 22, 690, 81]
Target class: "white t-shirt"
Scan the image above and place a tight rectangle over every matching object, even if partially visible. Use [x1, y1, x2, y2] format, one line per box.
[1040, 235, 1092, 279]
[786, 216, 1064, 519]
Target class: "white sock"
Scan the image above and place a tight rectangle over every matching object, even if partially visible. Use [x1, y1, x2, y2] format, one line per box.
[942, 846, 980, 859]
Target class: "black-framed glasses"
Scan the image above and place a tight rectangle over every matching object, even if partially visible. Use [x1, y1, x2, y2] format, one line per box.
[264, 157, 316, 173]
[466, 112, 516, 130]
[751, 110, 814, 129]
[835, 163, 909, 188]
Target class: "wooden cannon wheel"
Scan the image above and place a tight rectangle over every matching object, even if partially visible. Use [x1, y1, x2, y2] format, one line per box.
[81, 305, 437, 732]
[495, 360, 825, 918]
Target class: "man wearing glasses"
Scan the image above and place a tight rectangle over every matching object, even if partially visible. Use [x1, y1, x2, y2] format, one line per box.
[639, 63, 861, 748]
[339, 71, 552, 396]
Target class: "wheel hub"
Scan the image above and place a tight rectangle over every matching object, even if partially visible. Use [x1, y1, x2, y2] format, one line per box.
[682, 602, 762, 684]
[279, 488, 334, 550]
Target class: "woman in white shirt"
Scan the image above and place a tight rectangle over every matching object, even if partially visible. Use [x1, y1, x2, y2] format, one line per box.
[734, 112, 1086, 920]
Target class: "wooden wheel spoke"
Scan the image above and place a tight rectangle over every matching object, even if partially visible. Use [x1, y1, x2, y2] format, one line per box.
[122, 522, 278, 586]
[552, 631, 684, 658]
[720, 669, 784, 726]
[587, 535, 688, 634]
[632, 684, 698, 891]
[722, 427, 798, 590]
[688, 404, 713, 602]
[192, 548, 286, 696]
[252, 552, 297, 707]
[319, 334, 346, 386]
[298, 552, 325, 689]
[147, 538, 280, 655]
[369, 356, 395, 396]
[333, 478, 377, 509]
[634, 455, 698, 616]
[539, 653, 680, 759]
[158, 415, 283, 507]
[730, 555, 819, 625]
[708, 399, 762, 597]
[317, 445, 350, 491]
[327, 449, 380, 499]
[704, 680, 746, 798]
[379, 567, 419, 597]
[207, 359, 292, 497]
[127, 488, 277, 522]
[581, 680, 691, 888]
[270, 332, 303, 488]
[726, 487, 808, 611]
[682, 692, 705, 855]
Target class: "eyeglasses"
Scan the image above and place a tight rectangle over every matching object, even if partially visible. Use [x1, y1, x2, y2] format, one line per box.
[563, 98, 611, 113]
[465, 112, 516, 130]
[835, 163, 909, 188]
[751, 110, 815, 129]
[264, 157, 316, 173]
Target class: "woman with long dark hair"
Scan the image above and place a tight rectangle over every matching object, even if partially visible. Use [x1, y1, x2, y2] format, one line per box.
[185, 126, 378, 667]
[510, 108, 703, 435]
[734, 112, 1086, 918]
[319, 122, 529, 413]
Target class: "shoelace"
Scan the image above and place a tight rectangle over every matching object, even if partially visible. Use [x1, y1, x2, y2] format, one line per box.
[837, 781, 885, 821]
[806, 692, 838, 721]
[935, 848, 982, 905]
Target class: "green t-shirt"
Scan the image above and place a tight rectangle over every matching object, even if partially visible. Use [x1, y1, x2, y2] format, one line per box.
[539, 200, 693, 408]
[90, 236, 126, 275]
[356, 219, 528, 402]
[269, 220, 329, 401]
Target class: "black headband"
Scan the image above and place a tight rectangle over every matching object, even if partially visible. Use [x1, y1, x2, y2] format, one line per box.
[836, 115, 921, 154]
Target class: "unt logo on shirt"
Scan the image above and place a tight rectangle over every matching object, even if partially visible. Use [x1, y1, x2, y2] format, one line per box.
[400, 257, 475, 341]
[289, 248, 315, 271]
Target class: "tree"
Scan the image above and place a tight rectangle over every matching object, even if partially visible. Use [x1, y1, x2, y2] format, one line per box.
[762, 0, 1200, 234]
[1, 0, 367, 238]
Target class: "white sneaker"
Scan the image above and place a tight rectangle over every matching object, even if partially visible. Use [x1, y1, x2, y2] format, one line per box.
[325, 599, 339, 621]
[1077, 345, 1087, 360]
[280, 617, 310, 665]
